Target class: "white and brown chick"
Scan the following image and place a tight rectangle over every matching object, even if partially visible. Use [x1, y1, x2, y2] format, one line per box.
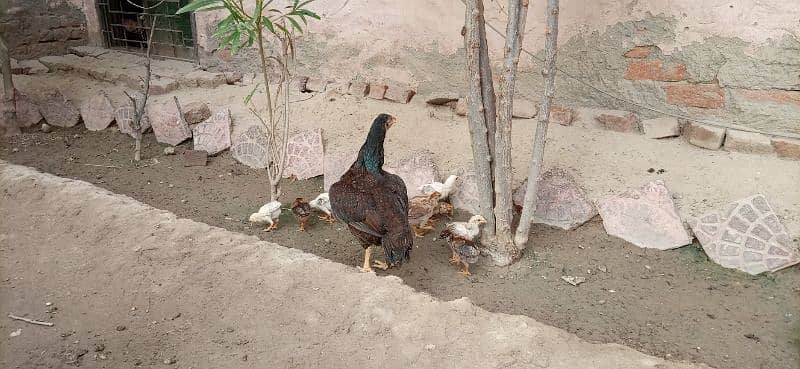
[291, 197, 312, 231]
[439, 215, 487, 276]
[249, 201, 282, 232]
[419, 175, 459, 200]
[309, 193, 334, 223]
[408, 192, 442, 238]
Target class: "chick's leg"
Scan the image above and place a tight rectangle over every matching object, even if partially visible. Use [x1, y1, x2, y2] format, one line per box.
[449, 249, 460, 265]
[459, 262, 471, 276]
[297, 217, 307, 232]
[359, 246, 373, 273]
[263, 219, 278, 232]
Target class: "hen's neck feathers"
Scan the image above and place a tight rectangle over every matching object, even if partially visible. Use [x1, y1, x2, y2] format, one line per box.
[354, 119, 386, 174]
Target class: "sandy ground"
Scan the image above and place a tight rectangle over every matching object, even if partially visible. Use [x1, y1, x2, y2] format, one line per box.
[0, 162, 719, 369]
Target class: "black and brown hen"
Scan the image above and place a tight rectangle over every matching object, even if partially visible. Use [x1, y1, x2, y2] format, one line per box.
[329, 113, 413, 272]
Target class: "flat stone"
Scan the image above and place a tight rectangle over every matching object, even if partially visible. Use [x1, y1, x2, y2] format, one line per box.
[688, 194, 799, 275]
[425, 91, 459, 105]
[149, 77, 179, 95]
[513, 168, 597, 230]
[14, 90, 43, 128]
[115, 93, 151, 137]
[597, 180, 692, 250]
[182, 102, 212, 124]
[192, 108, 231, 156]
[348, 80, 369, 97]
[384, 150, 439, 198]
[642, 117, 680, 139]
[594, 111, 640, 133]
[305, 78, 329, 93]
[231, 125, 270, 169]
[454, 98, 467, 116]
[367, 82, 387, 100]
[512, 101, 538, 119]
[180, 70, 226, 89]
[183, 150, 208, 167]
[384, 82, 415, 104]
[449, 170, 480, 214]
[724, 130, 774, 155]
[17, 60, 48, 75]
[549, 105, 574, 126]
[37, 89, 80, 127]
[771, 138, 800, 161]
[284, 128, 324, 180]
[80, 91, 115, 131]
[685, 122, 726, 150]
[146, 100, 191, 146]
[323, 149, 359, 192]
[68, 46, 109, 58]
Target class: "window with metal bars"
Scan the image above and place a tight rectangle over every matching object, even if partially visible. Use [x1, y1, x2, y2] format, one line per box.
[97, 0, 196, 60]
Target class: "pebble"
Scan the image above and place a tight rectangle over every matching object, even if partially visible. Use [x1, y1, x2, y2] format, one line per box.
[11, 147, 18, 152]
[115, 325, 126, 331]
[40, 123, 52, 133]
[425, 344, 436, 351]
[163, 357, 176, 365]
[163, 147, 176, 155]
[94, 343, 105, 352]
[98, 354, 108, 360]
[45, 302, 52, 306]
[9, 328, 21, 337]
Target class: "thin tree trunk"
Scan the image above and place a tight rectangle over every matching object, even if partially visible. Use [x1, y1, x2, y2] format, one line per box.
[131, 15, 158, 162]
[491, 0, 529, 264]
[514, 0, 560, 247]
[464, 0, 496, 238]
[0, 35, 20, 137]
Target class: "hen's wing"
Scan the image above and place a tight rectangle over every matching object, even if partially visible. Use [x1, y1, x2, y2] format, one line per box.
[330, 168, 386, 240]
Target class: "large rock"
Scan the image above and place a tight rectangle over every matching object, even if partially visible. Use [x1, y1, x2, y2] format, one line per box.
[147, 100, 191, 146]
[115, 94, 151, 137]
[38, 89, 80, 127]
[231, 125, 270, 169]
[688, 194, 799, 275]
[384, 150, 439, 198]
[192, 108, 231, 156]
[449, 170, 480, 215]
[284, 128, 324, 180]
[513, 168, 597, 230]
[596, 180, 692, 250]
[14, 90, 43, 128]
[80, 91, 115, 131]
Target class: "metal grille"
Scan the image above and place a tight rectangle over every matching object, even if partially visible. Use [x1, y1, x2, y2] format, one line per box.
[97, 0, 196, 60]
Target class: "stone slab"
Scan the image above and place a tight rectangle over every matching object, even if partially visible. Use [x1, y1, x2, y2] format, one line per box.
[14, 90, 43, 128]
[192, 108, 232, 156]
[642, 117, 680, 139]
[80, 91, 115, 131]
[513, 168, 597, 230]
[37, 89, 80, 127]
[284, 128, 324, 180]
[597, 180, 692, 250]
[231, 125, 270, 169]
[449, 170, 480, 215]
[147, 99, 191, 146]
[688, 194, 799, 275]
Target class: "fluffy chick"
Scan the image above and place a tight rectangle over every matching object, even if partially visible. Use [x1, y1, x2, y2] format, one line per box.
[291, 197, 312, 231]
[309, 193, 334, 223]
[249, 201, 282, 232]
[439, 215, 488, 276]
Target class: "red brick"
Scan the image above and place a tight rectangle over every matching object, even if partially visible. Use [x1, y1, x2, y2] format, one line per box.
[550, 105, 574, 126]
[625, 60, 686, 82]
[595, 112, 640, 133]
[738, 89, 800, 107]
[384, 82, 415, 104]
[623, 46, 652, 58]
[771, 138, 800, 161]
[724, 130, 774, 155]
[665, 83, 725, 109]
[367, 82, 387, 100]
[685, 122, 725, 150]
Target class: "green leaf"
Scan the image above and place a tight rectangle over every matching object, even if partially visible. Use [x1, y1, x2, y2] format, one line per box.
[244, 84, 261, 105]
[176, 0, 223, 14]
[275, 23, 290, 37]
[287, 16, 302, 33]
[261, 16, 275, 34]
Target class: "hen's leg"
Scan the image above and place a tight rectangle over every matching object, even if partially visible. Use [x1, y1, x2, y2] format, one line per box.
[458, 262, 471, 276]
[359, 246, 373, 273]
[412, 225, 425, 238]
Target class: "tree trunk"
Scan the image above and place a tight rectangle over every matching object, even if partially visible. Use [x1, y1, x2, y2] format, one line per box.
[514, 0, 560, 248]
[463, 0, 497, 239]
[490, 0, 529, 265]
[0, 35, 20, 137]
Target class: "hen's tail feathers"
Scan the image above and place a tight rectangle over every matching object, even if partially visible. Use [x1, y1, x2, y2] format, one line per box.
[383, 232, 413, 266]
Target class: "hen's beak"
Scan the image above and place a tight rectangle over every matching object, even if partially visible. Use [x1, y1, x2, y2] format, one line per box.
[386, 116, 396, 129]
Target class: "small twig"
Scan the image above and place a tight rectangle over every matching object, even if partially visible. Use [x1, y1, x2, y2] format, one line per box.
[8, 313, 54, 326]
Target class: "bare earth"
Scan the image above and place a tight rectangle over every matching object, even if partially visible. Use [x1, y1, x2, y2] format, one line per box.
[1, 128, 798, 369]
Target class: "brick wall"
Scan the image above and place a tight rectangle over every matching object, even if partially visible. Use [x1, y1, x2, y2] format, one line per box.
[1, 0, 88, 59]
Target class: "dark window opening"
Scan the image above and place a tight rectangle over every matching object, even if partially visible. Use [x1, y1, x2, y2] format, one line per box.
[97, 0, 196, 61]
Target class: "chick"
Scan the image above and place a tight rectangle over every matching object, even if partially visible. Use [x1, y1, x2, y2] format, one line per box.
[249, 201, 282, 232]
[291, 197, 312, 231]
[439, 215, 488, 276]
[309, 193, 334, 223]
[408, 192, 442, 238]
[419, 175, 459, 200]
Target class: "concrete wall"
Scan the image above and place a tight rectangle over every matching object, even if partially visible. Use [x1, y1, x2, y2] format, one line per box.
[0, 0, 92, 59]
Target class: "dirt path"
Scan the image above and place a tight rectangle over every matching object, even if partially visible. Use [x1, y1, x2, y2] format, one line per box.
[1, 130, 798, 369]
[1, 162, 715, 369]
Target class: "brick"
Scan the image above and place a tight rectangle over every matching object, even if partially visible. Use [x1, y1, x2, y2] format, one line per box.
[183, 150, 208, 167]
[594, 112, 640, 133]
[367, 82, 387, 100]
[148, 77, 179, 95]
[737, 89, 800, 108]
[454, 98, 467, 116]
[384, 82, 415, 104]
[623, 46, 652, 58]
[348, 80, 369, 96]
[685, 122, 725, 150]
[292, 76, 308, 92]
[624, 60, 686, 82]
[641, 117, 680, 139]
[665, 83, 725, 109]
[549, 105, 574, 126]
[771, 138, 800, 161]
[724, 130, 774, 155]
[305, 78, 329, 92]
